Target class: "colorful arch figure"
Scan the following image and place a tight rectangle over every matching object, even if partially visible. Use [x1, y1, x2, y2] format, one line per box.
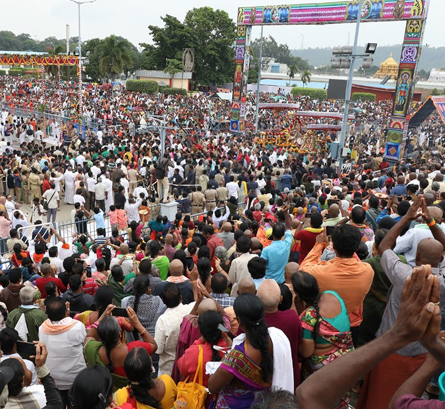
[231, 0, 429, 161]
[0, 54, 80, 73]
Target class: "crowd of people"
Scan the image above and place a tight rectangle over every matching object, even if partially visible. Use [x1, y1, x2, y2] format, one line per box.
[0, 75, 444, 409]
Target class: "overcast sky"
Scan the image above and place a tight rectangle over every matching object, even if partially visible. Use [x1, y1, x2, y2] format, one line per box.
[4, 0, 444, 51]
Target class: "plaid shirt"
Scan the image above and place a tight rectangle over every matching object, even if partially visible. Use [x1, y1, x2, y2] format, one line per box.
[210, 292, 235, 308]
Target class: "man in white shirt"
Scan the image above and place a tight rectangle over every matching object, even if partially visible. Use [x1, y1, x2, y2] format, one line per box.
[226, 176, 240, 199]
[133, 183, 149, 200]
[94, 178, 107, 212]
[125, 196, 142, 224]
[42, 183, 60, 226]
[39, 297, 86, 408]
[155, 282, 193, 376]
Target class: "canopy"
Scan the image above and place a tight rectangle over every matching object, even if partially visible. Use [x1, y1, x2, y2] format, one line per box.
[409, 96, 445, 128]
[307, 124, 342, 131]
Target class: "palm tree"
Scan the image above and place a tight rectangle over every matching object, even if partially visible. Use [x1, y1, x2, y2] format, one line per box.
[164, 58, 183, 77]
[98, 35, 133, 81]
[287, 64, 298, 84]
[300, 70, 311, 87]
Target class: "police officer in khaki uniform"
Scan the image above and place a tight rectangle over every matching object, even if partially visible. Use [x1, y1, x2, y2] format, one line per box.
[204, 183, 218, 212]
[29, 168, 42, 200]
[191, 186, 206, 217]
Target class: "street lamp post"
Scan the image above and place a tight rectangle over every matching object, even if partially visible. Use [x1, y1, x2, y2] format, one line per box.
[68, 0, 96, 121]
[337, 0, 363, 165]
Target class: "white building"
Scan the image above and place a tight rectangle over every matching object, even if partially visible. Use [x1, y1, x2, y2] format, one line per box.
[429, 69, 445, 83]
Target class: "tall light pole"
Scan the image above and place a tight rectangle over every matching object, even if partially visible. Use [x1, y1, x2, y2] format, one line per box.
[337, 0, 363, 165]
[69, 0, 96, 122]
[254, 25, 263, 134]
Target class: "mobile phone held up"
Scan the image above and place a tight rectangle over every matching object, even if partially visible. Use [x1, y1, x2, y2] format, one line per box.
[112, 307, 129, 318]
[16, 341, 37, 356]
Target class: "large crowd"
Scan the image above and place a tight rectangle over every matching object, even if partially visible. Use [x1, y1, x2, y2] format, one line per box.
[0, 76, 443, 409]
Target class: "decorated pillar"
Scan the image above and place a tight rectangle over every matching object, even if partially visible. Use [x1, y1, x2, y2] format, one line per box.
[385, 0, 429, 161]
[230, 22, 252, 133]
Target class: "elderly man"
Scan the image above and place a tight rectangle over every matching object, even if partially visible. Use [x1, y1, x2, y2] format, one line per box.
[258, 279, 301, 389]
[217, 222, 234, 250]
[109, 243, 135, 276]
[322, 203, 342, 227]
[155, 259, 194, 304]
[6, 287, 47, 343]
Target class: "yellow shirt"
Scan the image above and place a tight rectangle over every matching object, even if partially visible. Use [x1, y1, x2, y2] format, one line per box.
[114, 374, 177, 409]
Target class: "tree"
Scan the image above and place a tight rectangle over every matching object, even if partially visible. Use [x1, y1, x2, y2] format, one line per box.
[46, 45, 64, 78]
[141, 8, 236, 86]
[300, 70, 311, 87]
[164, 58, 183, 77]
[251, 35, 311, 71]
[431, 88, 440, 96]
[98, 35, 133, 80]
[183, 7, 236, 85]
[83, 38, 102, 82]
[287, 64, 298, 83]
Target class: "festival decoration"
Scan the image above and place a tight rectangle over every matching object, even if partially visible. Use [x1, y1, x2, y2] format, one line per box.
[231, 0, 428, 163]
[0, 54, 79, 70]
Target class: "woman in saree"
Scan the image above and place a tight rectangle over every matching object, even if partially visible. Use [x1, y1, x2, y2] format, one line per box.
[292, 271, 354, 409]
[208, 294, 274, 409]
[84, 304, 157, 390]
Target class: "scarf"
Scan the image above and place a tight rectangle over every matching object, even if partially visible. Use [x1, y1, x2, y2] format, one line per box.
[40, 318, 77, 335]
[304, 227, 324, 234]
[33, 253, 44, 264]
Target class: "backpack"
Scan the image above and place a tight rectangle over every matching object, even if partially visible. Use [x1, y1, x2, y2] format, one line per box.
[173, 345, 207, 409]
[155, 160, 166, 179]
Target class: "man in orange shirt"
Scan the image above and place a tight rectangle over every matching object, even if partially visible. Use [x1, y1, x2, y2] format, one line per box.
[300, 224, 374, 345]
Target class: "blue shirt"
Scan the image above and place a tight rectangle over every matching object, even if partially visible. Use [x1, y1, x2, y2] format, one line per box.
[391, 184, 407, 197]
[280, 174, 293, 191]
[262, 230, 292, 284]
[94, 210, 106, 229]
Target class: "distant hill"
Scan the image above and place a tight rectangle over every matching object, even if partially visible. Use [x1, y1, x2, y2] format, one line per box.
[291, 45, 445, 72]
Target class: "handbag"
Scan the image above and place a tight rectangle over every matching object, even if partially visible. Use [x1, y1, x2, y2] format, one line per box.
[42, 190, 56, 211]
[173, 345, 208, 409]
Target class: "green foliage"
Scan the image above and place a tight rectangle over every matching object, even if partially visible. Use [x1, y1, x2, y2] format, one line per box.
[431, 88, 440, 96]
[83, 38, 102, 82]
[126, 80, 159, 94]
[141, 7, 236, 86]
[164, 59, 183, 77]
[8, 67, 24, 76]
[291, 87, 327, 100]
[251, 35, 311, 71]
[162, 87, 187, 96]
[300, 70, 311, 87]
[352, 92, 376, 101]
[0, 70, 6, 75]
[98, 35, 133, 80]
[287, 64, 298, 81]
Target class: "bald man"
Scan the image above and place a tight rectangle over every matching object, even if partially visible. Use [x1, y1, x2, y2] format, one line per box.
[109, 243, 133, 276]
[357, 202, 445, 409]
[257, 279, 301, 389]
[154, 259, 194, 304]
[323, 203, 342, 227]
[393, 206, 445, 266]
[217, 222, 234, 250]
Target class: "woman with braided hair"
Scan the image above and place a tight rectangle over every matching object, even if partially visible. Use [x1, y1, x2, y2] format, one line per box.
[84, 304, 157, 390]
[123, 275, 166, 340]
[115, 347, 177, 409]
[177, 310, 229, 387]
[209, 293, 294, 409]
[292, 271, 353, 409]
